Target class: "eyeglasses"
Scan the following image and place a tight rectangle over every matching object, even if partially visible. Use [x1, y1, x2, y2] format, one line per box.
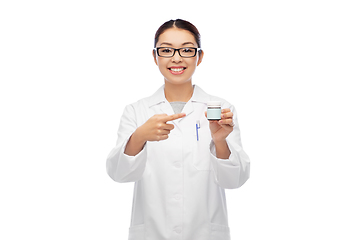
[154, 47, 201, 58]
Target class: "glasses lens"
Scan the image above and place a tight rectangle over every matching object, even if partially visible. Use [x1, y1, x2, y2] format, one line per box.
[158, 48, 174, 57]
[180, 48, 196, 57]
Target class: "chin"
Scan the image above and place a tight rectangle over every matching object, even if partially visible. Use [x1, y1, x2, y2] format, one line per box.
[165, 77, 192, 85]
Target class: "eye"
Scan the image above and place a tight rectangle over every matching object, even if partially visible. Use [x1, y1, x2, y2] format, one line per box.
[182, 48, 194, 53]
[161, 48, 172, 53]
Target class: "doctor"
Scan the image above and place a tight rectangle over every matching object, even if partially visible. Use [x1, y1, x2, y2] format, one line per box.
[106, 19, 250, 240]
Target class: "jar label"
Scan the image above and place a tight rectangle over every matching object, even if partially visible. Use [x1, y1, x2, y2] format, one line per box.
[207, 108, 221, 120]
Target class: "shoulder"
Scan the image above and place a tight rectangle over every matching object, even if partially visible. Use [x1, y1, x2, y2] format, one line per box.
[122, 85, 164, 115]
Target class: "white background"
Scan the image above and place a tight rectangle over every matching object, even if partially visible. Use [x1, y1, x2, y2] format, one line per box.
[1, 0, 359, 239]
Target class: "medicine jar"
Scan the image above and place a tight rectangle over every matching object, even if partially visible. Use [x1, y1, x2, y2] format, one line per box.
[207, 101, 222, 120]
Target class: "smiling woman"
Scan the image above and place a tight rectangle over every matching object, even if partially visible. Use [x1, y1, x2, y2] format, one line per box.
[106, 19, 250, 240]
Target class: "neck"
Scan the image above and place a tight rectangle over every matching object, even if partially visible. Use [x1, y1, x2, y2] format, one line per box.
[164, 81, 194, 102]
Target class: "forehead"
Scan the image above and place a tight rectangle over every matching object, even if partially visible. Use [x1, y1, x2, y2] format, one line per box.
[157, 28, 197, 47]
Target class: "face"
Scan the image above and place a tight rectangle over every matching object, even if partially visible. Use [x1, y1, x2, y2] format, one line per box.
[153, 28, 204, 86]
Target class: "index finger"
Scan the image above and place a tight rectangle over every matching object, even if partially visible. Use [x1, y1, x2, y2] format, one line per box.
[221, 108, 231, 113]
[164, 113, 186, 122]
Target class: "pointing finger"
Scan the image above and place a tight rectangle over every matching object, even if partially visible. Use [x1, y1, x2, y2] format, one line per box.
[164, 113, 186, 122]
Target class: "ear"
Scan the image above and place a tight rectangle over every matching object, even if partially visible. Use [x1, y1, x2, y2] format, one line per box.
[152, 49, 158, 66]
[197, 50, 204, 66]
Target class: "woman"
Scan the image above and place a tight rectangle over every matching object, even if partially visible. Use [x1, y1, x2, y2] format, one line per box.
[106, 19, 250, 240]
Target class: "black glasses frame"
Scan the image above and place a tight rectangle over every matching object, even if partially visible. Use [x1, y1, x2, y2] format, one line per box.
[154, 47, 202, 58]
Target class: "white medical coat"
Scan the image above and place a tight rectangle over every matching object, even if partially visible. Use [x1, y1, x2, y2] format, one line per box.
[106, 84, 250, 240]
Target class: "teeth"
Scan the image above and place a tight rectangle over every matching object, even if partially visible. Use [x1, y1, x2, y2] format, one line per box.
[170, 68, 184, 72]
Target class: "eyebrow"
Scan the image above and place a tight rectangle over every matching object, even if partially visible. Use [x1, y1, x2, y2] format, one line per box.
[159, 42, 195, 46]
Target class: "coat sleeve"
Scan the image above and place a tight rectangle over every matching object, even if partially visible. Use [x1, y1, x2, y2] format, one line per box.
[106, 104, 147, 183]
[209, 105, 250, 189]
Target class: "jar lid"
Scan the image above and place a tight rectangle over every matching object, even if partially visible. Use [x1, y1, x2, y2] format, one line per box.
[207, 101, 221, 107]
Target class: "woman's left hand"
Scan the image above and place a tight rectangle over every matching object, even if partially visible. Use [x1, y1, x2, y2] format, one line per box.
[205, 108, 234, 143]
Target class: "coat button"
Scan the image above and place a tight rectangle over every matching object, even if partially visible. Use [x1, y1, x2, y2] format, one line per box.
[174, 227, 182, 234]
[174, 162, 181, 168]
[174, 194, 182, 200]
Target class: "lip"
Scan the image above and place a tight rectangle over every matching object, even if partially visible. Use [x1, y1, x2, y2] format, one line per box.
[168, 66, 186, 75]
[168, 66, 186, 68]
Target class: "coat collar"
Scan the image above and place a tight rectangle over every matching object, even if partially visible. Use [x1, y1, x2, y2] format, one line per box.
[147, 84, 211, 108]
[147, 84, 211, 128]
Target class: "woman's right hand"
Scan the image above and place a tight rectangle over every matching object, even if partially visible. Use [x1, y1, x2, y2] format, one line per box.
[124, 113, 186, 156]
[136, 113, 186, 142]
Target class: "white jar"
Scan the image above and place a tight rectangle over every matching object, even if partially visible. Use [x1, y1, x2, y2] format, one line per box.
[207, 101, 222, 120]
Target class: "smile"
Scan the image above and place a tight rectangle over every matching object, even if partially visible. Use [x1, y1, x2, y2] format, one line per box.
[168, 67, 186, 75]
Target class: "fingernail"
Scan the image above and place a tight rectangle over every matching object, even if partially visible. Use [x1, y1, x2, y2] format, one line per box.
[219, 120, 223, 123]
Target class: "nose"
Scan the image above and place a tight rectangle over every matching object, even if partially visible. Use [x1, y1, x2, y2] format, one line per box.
[171, 49, 182, 62]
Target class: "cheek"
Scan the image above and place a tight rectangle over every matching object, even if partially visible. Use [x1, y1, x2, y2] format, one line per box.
[158, 58, 169, 67]
[185, 60, 197, 71]
[187, 58, 198, 66]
